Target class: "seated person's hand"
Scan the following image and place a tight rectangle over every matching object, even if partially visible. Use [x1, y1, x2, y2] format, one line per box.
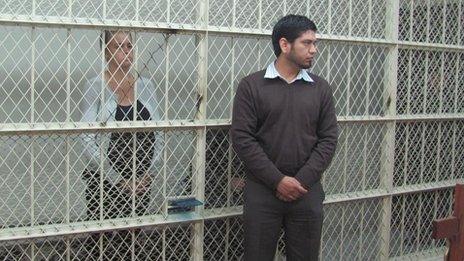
[136, 174, 152, 195]
[117, 174, 152, 195]
[230, 177, 245, 191]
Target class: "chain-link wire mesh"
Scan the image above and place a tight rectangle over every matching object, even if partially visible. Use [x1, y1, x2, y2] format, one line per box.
[399, 0, 464, 45]
[397, 49, 463, 115]
[389, 189, 453, 258]
[1, 224, 196, 260]
[0, 130, 196, 228]
[0, 0, 463, 260]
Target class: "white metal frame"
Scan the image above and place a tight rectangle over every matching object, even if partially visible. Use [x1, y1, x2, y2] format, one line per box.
[0, 0, 463, 260]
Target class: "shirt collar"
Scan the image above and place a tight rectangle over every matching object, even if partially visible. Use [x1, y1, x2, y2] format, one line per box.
[264, 61, 314, 84]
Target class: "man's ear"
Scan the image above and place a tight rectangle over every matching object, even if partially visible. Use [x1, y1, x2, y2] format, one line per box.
[279, 38, 290, 55]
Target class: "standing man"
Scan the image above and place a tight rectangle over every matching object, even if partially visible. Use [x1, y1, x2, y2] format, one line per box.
[231, 15, 338, 260]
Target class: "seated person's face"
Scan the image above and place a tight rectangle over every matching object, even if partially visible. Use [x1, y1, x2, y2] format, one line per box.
[106, 32, 133, 69]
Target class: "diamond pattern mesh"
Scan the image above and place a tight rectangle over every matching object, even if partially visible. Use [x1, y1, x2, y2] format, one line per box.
[399, 0, 464, 45]
[0, 0, 463, 260]
[0, 130, 194, 229]
[0, 224, 195, 260]
[389, 189, 453, 257]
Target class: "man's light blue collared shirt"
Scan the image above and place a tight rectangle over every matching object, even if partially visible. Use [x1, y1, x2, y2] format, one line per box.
[264, 62, 314, 84]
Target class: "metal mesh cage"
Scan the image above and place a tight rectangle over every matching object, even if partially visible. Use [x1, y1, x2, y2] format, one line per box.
[0, 0, 463, 260]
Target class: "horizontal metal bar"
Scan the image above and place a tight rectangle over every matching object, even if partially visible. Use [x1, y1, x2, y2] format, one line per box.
[0, 207, 243, 242]
[1, 180, 461, 241]
[397, 40, 464, 52]
[337, 114, 464, 123]
[319, 34, 464, 51]
[201, 207, 243, 220]
[389, 247, 446, 261]
[0, 120, 232, 136]
[323, 189, 390, 204]
[390, 180, 464, 196]
[0, 15, 269, 36]
[315, 179, 462, 205]
[0, 213, 201, 242]
[0, 15, 463, 51]
[0, 114, 462, 136]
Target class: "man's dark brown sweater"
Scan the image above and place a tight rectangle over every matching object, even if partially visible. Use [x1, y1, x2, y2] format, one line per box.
[231, 69, 338, 190]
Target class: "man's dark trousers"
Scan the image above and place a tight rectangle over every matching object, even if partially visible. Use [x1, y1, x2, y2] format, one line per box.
[243, 178, 324, 261]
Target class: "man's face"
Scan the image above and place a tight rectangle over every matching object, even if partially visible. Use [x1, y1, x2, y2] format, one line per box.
[286, 30, 317, 69]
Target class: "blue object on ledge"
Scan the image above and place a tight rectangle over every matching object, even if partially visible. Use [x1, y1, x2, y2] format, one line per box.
[168, 197, 203, 213]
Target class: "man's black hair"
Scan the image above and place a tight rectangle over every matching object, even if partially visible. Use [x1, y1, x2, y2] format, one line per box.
[272, 15, 317, 57]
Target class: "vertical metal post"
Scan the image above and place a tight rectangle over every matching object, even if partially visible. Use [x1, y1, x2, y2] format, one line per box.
[258, 0, 262, 31]
[166, 0, 171, 23]
[162, 34, 170, 261]
[192, 0, 208, 259]
[192, 44, 206, 259]
[360, 126, 368, 260]
[135, 0, 139, 21]
[380, 1, 399, 260]
[66, 29, 71, 221]
[416, 193, 422, 252]
[99, 28, 106, 261]
[442, 0, 446, 44]
[225, 36, 236, 261]
[346, 45, 352, 116]
[31, 27, 36, 125]
[328, 0, 332, 35]
[32, 0, 36, 16]
[66, 28, 72, 261]
[348, 0, 352, 37]
[400, 194, 405, 255]
[454, 51, 461, 115]
[132, 31, 139, 219]
[226, 139, 232, 261]
[439, 51, 445, 114]
[162, 227, 167, 261]
[102, 0, 106, 20]
[131, 31, 139, 261]
[306, 0, 310, 20]
[164, 35, 170, 163]
[423, 51, 429, 114]
[420, 118, 425, 182]
[100, 29, 106, 222]
[232, 0, 236, 28]
[68, 0, 72, 17]
[409, 0, 414, 42]
[432, 191, 438, 248]
[339, 116, 346, 261]
[406, 49, 412, 115]
[436, 121, 442, 184]
[451, 55, 459, 181]
[30, 139, 36, 261]
[363, 47, 372, 261]
[230, 37, 235, 120]
[426, 0, 431, 43]
[227, 43, 235, 208]
[368, 0, 372, 38]
[458, 0, 462, 48]
[30, 27, 36, 261]
[283, 0, 287, 16]
[366, 0, 372, 113]
[66, 235, 71, 261]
